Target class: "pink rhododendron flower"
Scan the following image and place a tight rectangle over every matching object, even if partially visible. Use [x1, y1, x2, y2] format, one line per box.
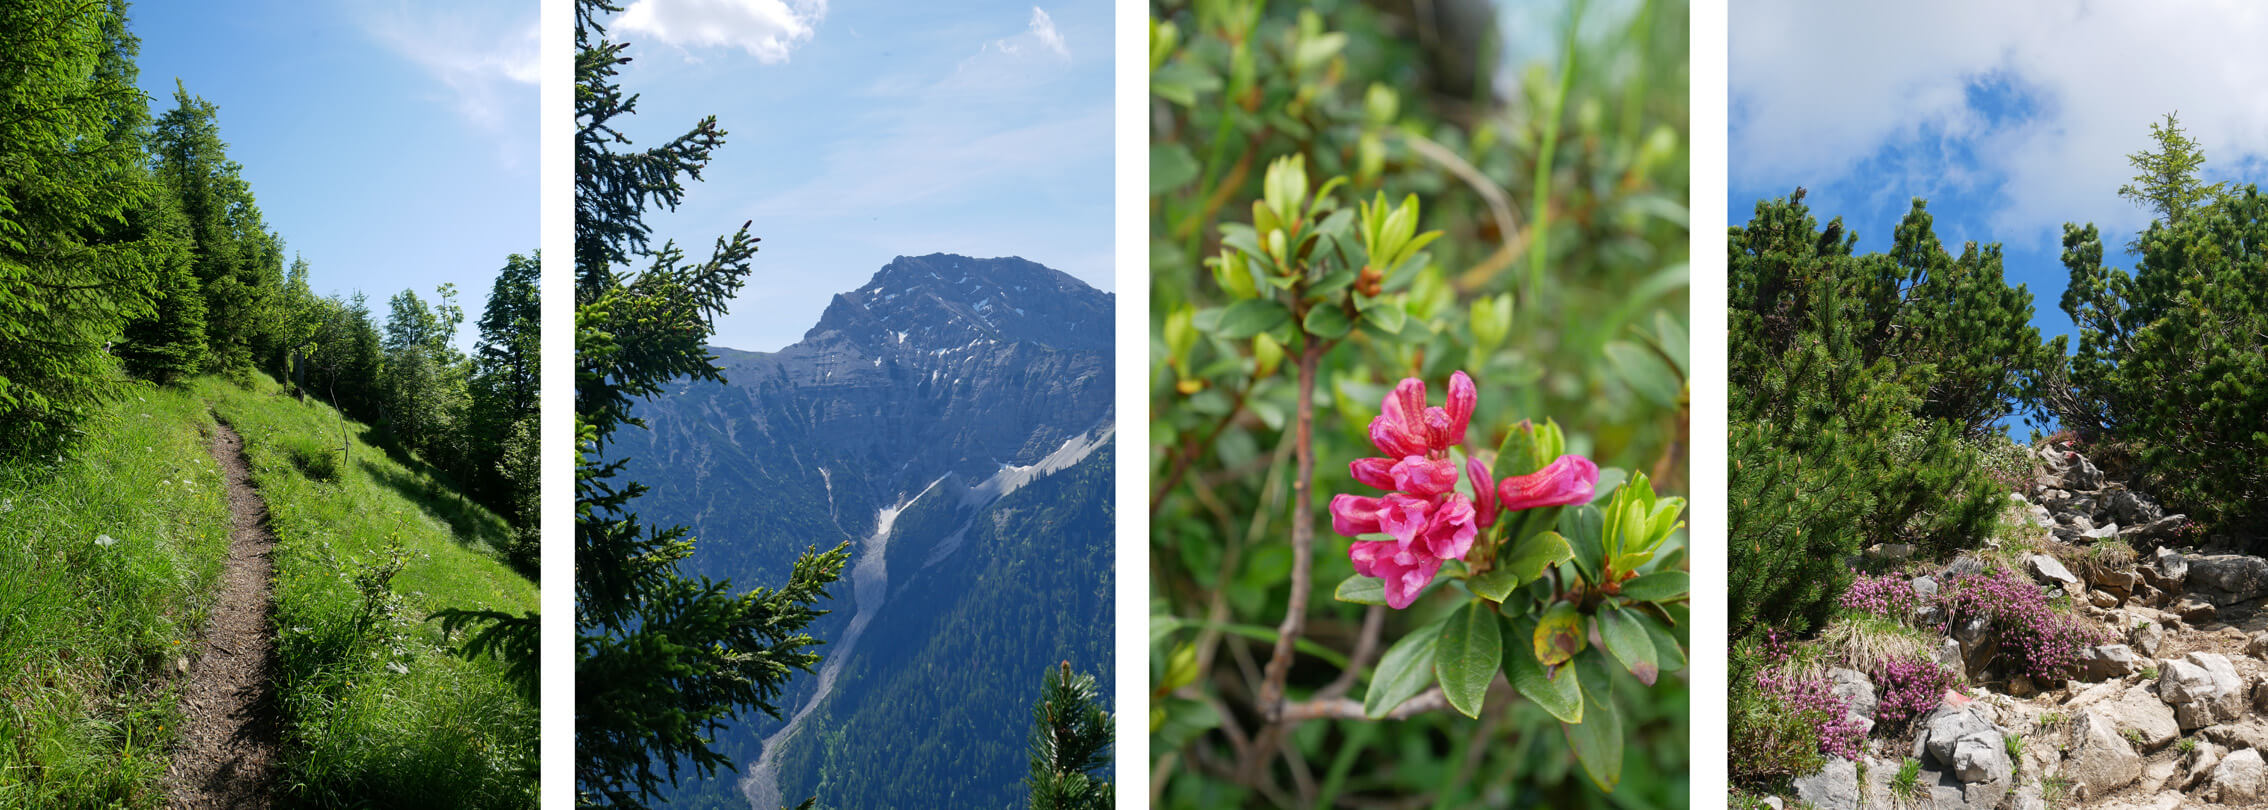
[1349, 540, 1445, 610]
[1497, 454, 1599, 511]
[1413, 495, 1477, 560]
[1333, 371, 1486, 609]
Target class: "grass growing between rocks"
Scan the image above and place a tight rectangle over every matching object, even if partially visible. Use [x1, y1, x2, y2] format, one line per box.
[0, 383, 232, 807]
[197, 375, 536, 808]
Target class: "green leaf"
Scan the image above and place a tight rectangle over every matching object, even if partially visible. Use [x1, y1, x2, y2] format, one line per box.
[1562, 680, 1624, 792]
[1433, 601, 1501, 718]
[1605, 339, 1682, 408]
[1558, 505, 1605, 582]
[1640, 612, 1686, 673]
[1150, 143, 1201, 195]
[1333, 575, 1384, 605]
[1503, 616, 1582, 723]
[1359, 301, 1406, 335]
[1532, 601, 1585, 668]
[1215, 299, 1289, 339]
[1149, 62, 1220, 107]
[1596, 606, 1660, 686]
[1618, 570, 1688, 603]
[1494, 421, 1544, 478]
[1590, 467, 1629, 503]
[1364, 620, 1442, 718]
[1466, 567, 1522, 602]
[1302, 304, 1352, 339]
[1498, 530, 1573, 587]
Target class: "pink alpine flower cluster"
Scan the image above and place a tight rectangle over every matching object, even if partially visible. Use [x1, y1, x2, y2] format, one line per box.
[1328, 371, 1599, 609]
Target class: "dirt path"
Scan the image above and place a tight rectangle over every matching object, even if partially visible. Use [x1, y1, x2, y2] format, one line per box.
[165, 415, 280, 809]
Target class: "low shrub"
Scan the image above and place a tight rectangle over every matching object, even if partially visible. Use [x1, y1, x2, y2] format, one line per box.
[282, 435, 340, 482]
[1872, 655, 1955, 732]
[1841, 574, 1923, 622]
[1936, 565, 2108, 681]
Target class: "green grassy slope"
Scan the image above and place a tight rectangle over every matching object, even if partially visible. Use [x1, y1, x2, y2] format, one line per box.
[0, 383, 230, 806]
[0, 374, 537, 808]
[196, 375, 536, 808]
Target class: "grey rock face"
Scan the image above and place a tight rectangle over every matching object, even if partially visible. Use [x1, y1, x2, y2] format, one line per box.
[2130, 620, 2166, 657]
[2159, 652, 2246, 730]
[2081, 644, 2142, 681]
[1828, 668, 1878, 721]
[2066, 708, 2143, 796]
[2186, 554, 2268, 606]
[2152, 546, 2189, 586]
[2026, 554, 2081, 589]
[1918, 704, 2009, 784]
[2101, 683, 2180, 752]
[2107, 488, 2164, 526]
[1792, 757, 1859, 810]
[2211, 747, 2268, 805]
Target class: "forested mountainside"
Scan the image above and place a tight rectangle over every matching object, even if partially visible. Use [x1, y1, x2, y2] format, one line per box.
[605, 254, 1115, 809]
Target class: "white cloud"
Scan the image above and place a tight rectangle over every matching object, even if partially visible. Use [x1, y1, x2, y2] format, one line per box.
[989, 6, 1070, 59]
[1732, 0, 2268, 242]
[357, 2, 538, 135]
[616, 0, 827, 63]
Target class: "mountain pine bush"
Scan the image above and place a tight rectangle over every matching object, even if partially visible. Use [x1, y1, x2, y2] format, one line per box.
[2060, 186, 2268, 527]
[1729, 191, 2050, 637]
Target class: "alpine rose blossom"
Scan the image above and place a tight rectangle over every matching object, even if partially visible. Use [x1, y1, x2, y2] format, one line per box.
[1331, 370, 1482, 609]
[1497, 454, 1599, 511]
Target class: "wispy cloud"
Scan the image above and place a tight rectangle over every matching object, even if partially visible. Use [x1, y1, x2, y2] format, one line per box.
[988, 6, 1070, 59]
[617, 0, 827, 63]
[354, 1, 537, 137]
[1732, 0, 2268, 243]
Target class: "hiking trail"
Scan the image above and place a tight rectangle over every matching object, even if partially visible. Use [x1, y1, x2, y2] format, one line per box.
[164, 414, 280, 809]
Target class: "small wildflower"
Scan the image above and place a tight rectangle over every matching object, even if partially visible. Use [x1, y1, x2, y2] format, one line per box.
[385, 661, 409, 675]
[1331, 371, 1481, 609]
[95, 534, 118, 548]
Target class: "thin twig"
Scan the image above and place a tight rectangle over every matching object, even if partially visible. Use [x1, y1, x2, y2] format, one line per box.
[1258, 342, 1326, 721]
[1317, 605, 1386, 701]
[1278, 688, 1452, 722]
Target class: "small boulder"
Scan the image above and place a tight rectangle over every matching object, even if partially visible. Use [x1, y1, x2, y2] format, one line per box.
[2186, 554, 2268, 605]
[2088, 589, 2118, 609]
[2091, 567, 2138, 591]
[2129, 621, 2166, 657]
[2065, 708, 2142, 796]
[2248, 632, 2268, 660]
[2026, 554, 2082, 589]
[1918, 704, 2009, 784]
[2081, 644, 2141, 681]
[2211, 747, 2268, 805]
[1911, 575, 1939, 600]
[2160, 652, 2247, 730]
[2151, 546, 2189, 586]
[1829, 668, 1878, 721]
[2100, 683, 2180, 751]
[2083, 521, 2121, 541]
[1792, 757, 1860, 810]
[2177, 597, 2220, 625]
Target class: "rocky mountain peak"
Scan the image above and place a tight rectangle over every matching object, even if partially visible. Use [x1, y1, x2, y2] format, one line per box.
[805, 254, 1111, 354]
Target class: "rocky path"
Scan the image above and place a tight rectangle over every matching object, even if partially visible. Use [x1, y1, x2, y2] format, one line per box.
[164, 415, 279, 809]
[1784, 439, 2268, 809]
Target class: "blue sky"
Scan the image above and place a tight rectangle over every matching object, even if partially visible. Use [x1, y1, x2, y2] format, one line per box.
[130, 0, 537, 352]
[1730, 0, 2268, 427]
[598, 0, 1115, 352]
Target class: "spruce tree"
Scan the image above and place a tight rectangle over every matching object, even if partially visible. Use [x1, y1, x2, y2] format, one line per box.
[574, 1, 849, 806]
[0, 0, 168, 453]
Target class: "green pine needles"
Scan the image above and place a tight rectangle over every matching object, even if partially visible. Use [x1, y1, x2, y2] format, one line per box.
[573, 1, 850, 807]
[1729, 190, 2050, 637]
[1027, 662, 1114, 810]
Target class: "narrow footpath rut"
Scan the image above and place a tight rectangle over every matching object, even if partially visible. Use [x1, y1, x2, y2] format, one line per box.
[164, 415, 280, 809]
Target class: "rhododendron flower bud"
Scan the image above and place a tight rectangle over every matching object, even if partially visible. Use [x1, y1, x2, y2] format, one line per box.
[1349, 540, 1444, 610]
[1414, 495, 1477, 560]
[1371, 378, 1432, 457]
[1498, 454, 1599, 511]
[1388, 456, 1458, 497]
[1349, 457, 1399, 491]
[1328, 494, 1385, 536]
[1440, 370, 1474, 448]
[1466, 456, 1498, 528]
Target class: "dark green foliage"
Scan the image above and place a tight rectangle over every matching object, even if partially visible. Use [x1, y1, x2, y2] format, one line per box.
[1028, 661, 1114, 810]
[468, 253, 541, 569]
[1729, 192, 2044, 637]
[116, 192, 206, 384]
[379, 285, 470, 468]
[0, 0, 169, 454]
[575, 2, 848, 806]
[1726, 644, 1825, 788]
[2061, 187, 2268, 526]
[150, 80, 285, 376]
